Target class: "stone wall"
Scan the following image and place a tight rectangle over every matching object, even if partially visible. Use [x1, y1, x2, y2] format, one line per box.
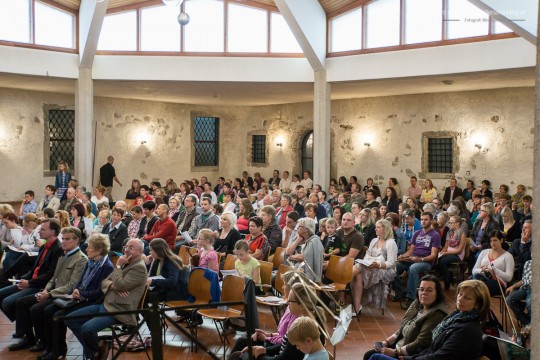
[0, 86, 533, 201]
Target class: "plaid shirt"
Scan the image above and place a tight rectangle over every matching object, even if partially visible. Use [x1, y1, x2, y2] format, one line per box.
[522, 260, 532, 290]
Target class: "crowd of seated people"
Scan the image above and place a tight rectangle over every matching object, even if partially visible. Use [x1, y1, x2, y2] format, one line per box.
[0, 169, 533, 359]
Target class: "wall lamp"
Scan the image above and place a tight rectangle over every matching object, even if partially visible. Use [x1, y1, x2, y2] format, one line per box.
[364, 142, 371, 147]
[475, 143, 482, 150]
[276, 142, 283, 147]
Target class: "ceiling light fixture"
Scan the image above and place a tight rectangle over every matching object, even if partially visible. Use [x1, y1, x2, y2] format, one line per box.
[163, 0, 185, 6]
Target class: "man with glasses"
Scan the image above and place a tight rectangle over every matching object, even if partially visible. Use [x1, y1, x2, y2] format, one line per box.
[66, 238, 147, 360]
[392, 212, 440, 309]
[9, 227, 87, 352]
[0, 219, 63, 330]
[174, 194, 201, 252]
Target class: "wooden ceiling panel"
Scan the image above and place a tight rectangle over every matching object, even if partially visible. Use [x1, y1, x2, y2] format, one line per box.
[48, 0, 362, 14]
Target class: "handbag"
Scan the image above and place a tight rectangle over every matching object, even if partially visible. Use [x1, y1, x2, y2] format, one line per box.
[53, 298, 83, 309]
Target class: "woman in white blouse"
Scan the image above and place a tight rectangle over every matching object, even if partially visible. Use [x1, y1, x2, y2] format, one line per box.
[472, 230, 514, 296]
[351, 219, 398, 315]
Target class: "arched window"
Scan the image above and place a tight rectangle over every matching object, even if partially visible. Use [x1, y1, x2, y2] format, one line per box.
[301, 131, 313, 177]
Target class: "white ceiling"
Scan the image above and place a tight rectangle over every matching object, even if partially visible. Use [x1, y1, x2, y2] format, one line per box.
[0, 67, 533, 106]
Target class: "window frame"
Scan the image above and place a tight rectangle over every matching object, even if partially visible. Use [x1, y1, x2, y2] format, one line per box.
[192, 113, 220, 170]
[0, 0, 78, 53]
[43, 106, 75, 176]
[97, 0, 303, 57]
[248, 132, 268, 167]
[327, 0, 516, 57]
[421, 131, 459, 179]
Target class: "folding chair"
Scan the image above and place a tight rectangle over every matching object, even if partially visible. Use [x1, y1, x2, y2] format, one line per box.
[256, 263, 292, 324]
[109, 285, 151, 360]
[271, 247, 286, 270]
[258, 260, 273, 290]
[324, 255, 357, 315]
[163, 268, 212, 351]
[198, 275, 245, 358]
[222, 254, 237, 271]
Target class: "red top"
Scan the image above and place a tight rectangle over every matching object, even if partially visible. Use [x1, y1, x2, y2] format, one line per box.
[144, 217, 177, 249]
[32, 238, 58, 279]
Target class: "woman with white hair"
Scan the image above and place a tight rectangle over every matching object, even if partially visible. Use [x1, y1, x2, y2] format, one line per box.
[351, 219, 398, 314]
[287, 217, 324, 282]
[215, 211, 243, 256]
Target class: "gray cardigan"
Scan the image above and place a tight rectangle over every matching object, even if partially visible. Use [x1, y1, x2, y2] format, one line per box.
[302, 234, 324, 282]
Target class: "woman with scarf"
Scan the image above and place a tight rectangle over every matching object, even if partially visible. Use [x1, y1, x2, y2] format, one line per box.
[38, 234, 114, 360]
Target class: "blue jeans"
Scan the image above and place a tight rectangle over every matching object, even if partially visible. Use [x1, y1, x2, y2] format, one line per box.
[0, 284, 40, 322]
[393, 261, 432, 299]
[369, 355, 395, 360]
[506, 288, 531, 325]
[65, 304, 119, 359]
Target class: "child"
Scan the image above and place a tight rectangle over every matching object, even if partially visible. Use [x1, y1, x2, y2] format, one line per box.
[197, 229, 219, 273]
[287, 317, 328, 360]
[234, 240, 262, 292]
[323, 218, 342, 260]
[55, 161, 71, 200]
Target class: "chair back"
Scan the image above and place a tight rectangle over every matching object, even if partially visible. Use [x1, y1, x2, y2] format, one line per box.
[188, 268, 212, 303]
[325, 255, 354, 285]
[258, 260, 273, 287]
[179, 245, 196, 267]
[464, 238, 471, 258]
[223, 254, 238, 271]
[221, 275, 246, 312]
[272, 247, 286, 269]
[124, 199, 136, 210]
[274, 264, 293, 296]
[110, 253, 119, 267]
[138, 285, 149, 310]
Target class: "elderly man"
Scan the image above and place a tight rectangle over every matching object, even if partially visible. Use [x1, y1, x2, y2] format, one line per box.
[308, 192, 327, 219]
[66, 238, 147, 360]
[59, 187, 80, 212]
[143, 204, 177, 249]
[443, 178, 463, 207]
[297, 187, 309, 207]
[9, 227, 87, 351]
[0, 220, 64, 328]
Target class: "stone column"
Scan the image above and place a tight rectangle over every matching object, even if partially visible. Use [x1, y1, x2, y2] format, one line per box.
[74, 68, 95, 189]
[313, 70, 331, 190]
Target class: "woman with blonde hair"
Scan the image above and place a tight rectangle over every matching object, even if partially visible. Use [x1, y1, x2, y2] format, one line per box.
[351, 219, 397, 315]
[215, 211, 243, 256]
[197, 229, 219, 273]
[54, 210, 71, 229]
[420, 179, 437, 204]
[91, 185, 109, 206]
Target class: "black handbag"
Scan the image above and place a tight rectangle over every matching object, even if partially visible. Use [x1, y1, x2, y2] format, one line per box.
[53, 298, 83, 309]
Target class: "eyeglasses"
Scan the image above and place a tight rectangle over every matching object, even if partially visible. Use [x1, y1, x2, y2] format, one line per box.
[123, 245, 141, 251]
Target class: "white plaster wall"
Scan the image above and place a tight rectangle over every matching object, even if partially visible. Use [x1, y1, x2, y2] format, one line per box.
[0, 88, 74, 200]
[330, 87, 534, 192]
[0, 86, 533, 201]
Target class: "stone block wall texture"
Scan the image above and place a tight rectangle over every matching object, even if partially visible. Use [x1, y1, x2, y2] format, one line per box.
[0, 86, 533, 201]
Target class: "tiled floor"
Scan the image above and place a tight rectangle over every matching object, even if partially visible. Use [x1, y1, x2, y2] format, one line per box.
[0, 285, 505, 360]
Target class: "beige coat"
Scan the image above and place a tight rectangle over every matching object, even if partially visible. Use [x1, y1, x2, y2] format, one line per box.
[101, 258, 147, 325]
[46, 249, 88, 297]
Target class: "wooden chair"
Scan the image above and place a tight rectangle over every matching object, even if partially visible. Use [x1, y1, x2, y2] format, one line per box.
[448, 238, 471, 285]
[258, 260, 273, 289]
[198, 275, 245, 356]
[163, 268, 212, 351]
[256, 264, 292, 324]
[222, 254, 237, 271]
[109, 253, 119, 268]
[324, 255, 356, 315]
[272, 247, 286, 270]
[123, 199, 136, 209]
[178, 245, 197, 268]
[109, 285, 151, 360]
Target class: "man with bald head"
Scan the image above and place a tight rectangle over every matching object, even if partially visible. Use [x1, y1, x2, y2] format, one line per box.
[66, 238, 146, 360]
[143, 204, 177, 250]
[99, 155, 122, 201]
[59, 187, 80, 212]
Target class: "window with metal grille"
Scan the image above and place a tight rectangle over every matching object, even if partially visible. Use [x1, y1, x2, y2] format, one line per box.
[252, 135, 266, 164]
[427, 137, 453, 173]
[193, 116, 219, 167]
[48, 109, 75, 171]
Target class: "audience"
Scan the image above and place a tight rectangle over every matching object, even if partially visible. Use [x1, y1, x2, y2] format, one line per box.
[0, 171, 533, 358]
